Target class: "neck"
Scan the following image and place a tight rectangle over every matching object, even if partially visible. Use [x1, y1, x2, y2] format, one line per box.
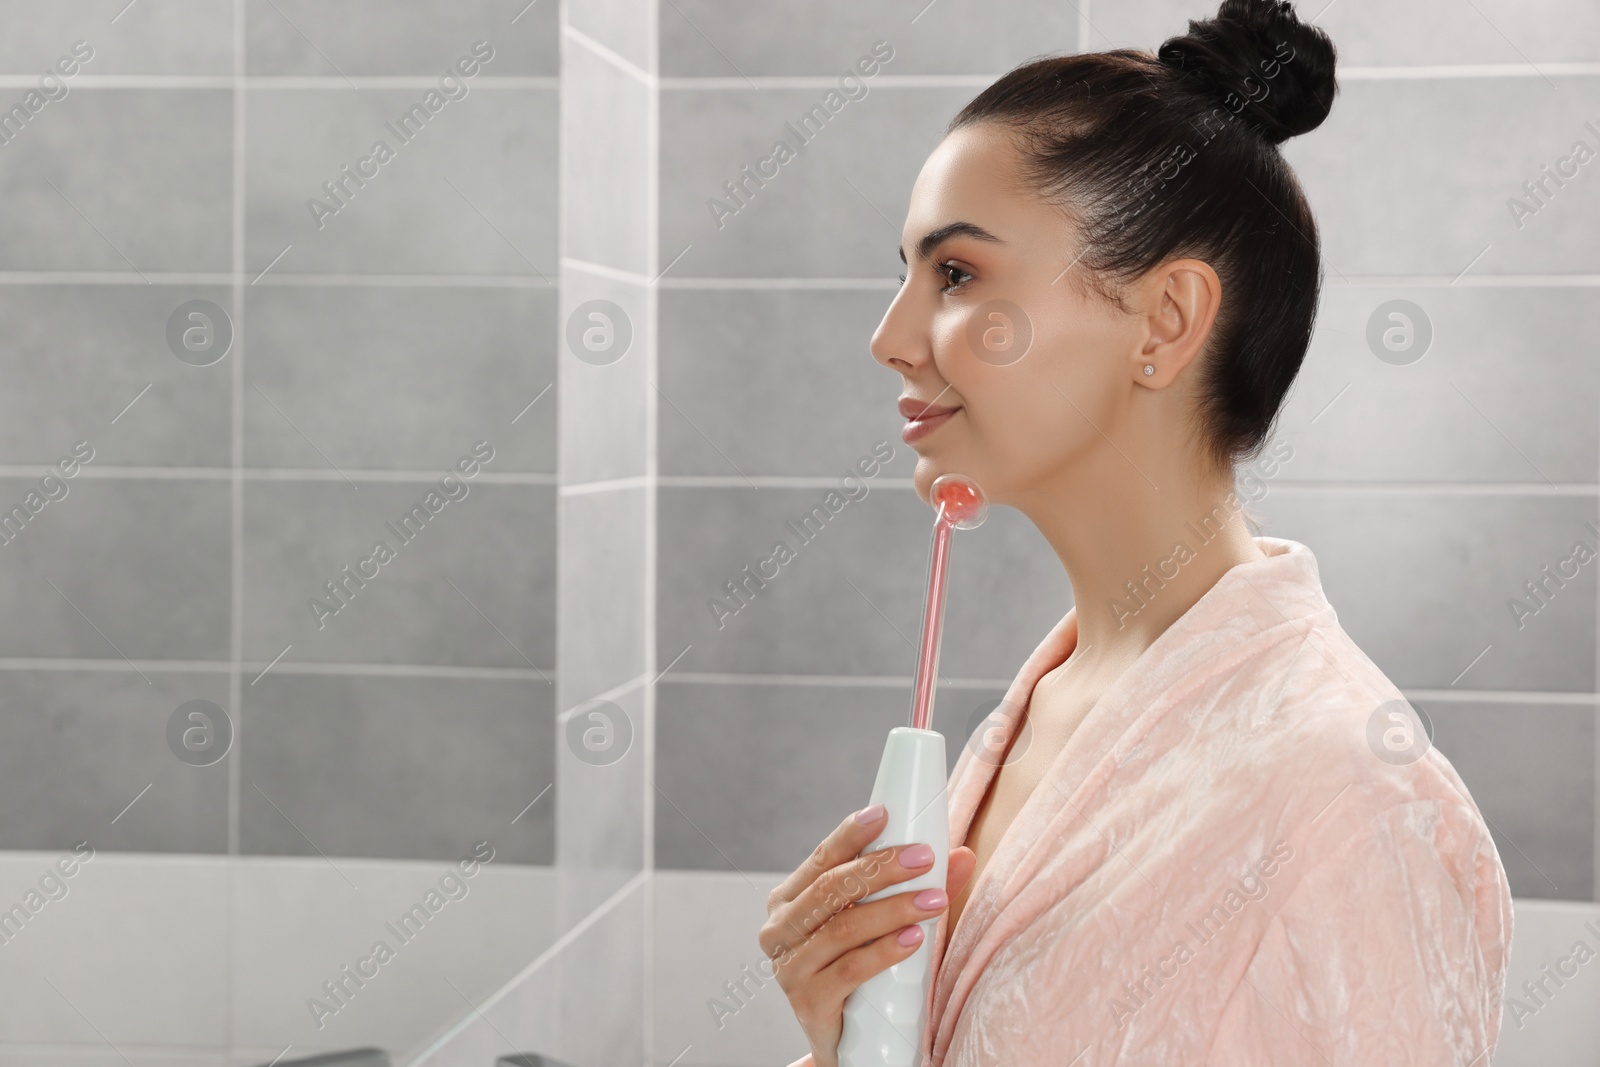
[1013, 450, 1267, 679]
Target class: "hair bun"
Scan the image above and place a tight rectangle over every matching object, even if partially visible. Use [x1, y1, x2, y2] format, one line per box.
[1156, 0, 1337, 146]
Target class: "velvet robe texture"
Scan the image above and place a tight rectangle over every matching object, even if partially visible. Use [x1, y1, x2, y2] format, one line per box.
[785, 535, 1512, 1066]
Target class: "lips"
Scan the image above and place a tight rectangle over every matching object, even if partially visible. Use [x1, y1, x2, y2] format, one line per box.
[899, 395, 962, 445]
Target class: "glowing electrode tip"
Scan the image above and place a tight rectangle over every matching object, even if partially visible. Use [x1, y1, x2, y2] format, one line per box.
[931, 473, 988, 530]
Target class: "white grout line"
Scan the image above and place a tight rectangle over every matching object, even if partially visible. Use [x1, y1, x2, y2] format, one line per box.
[5, 270, 1600, 289]
[1, 64, 1594, 92]
[0, 74, 560, 89]
[227, 1, 246, 1056]
[644, 0, 662, 1053]
[560, 474, 650, 495]
[0, 466, 556, 483]
[0, 271, 554, 286]
[0, 658, 556, 679]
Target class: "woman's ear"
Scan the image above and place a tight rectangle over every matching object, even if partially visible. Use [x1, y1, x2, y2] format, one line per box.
[1135, 258, 1222, 387]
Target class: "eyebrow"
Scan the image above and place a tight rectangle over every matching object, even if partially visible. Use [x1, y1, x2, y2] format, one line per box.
[898, 221, 1004, 265]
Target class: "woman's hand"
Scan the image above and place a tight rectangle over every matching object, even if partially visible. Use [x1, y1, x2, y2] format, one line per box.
[759, 803, 978, 1067]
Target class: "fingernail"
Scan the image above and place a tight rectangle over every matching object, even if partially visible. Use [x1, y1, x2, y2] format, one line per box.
[855, 803, 887, 825]
[897, 925, 925, 947]
[913, 889, 948, 911]
[899, 843, 934, 868]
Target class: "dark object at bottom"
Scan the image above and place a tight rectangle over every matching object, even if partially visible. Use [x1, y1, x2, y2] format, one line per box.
[255, 1050, 389, 1067]
[497, 1055, 578, 1067]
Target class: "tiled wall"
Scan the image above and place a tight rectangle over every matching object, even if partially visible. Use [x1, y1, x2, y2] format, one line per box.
[0, 0, 560, 1062]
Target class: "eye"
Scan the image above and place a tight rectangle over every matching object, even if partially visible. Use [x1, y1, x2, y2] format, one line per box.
[937, 262, 973, 292]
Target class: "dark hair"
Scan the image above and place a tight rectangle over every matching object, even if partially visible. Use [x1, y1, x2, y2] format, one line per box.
[947, 0, 1338, 474]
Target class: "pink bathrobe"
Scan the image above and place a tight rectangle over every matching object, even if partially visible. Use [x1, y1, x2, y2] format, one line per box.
[788, 535, 1512, 1066]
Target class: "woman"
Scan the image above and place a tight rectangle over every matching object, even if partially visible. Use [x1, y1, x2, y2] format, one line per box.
[758, 1, 1513, 1064]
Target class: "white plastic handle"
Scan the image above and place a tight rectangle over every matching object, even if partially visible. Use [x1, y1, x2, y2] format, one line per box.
[837, 727, 949, 1067]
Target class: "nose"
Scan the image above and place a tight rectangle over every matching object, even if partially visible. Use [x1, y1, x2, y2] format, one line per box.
[870, 279, 929, 375]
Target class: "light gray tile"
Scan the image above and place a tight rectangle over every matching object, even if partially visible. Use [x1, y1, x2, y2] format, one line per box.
[245, 285, 555, 472]
[1286, 77, 1600, 276]
[0, 285, 231, 467]
[0, 671, 228, 853]
[568, 0, 653, 76]
[232, 859, 558, 1053]
[0, 478, 230, 660]
[0, 853, 229, 1047]
[240, 673, 554, 862]
[660, 0, 1077, 76]
[561, 36, 651, 275]
[657, 484, 1068, 679]
[245, 87, 556, 276]
[653, 870, 805, 1066]
[241, 481, 555, 669]
[557, 683, 644, 923]
[1276, 285, 1600, 483]
[1427, 700, 1594, 901]
[0, 0, 232, 75]
[558, 486, 646, 702]
[555, 880, 645, 1066]
[655, 680, 907, 870]
[0, 89, 231, 271]
[1092, 0, 1600, 65]
[1253, 491, 1596, 691]
[245, 0, 557, 76]
[659, 84, 972, 279]
[659, 288, 917, 477]
[559, 269, 647, 485]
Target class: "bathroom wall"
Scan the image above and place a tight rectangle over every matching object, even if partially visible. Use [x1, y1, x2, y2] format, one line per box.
[632, 1, 1600, 1065]
[0, 0, 560, 1062]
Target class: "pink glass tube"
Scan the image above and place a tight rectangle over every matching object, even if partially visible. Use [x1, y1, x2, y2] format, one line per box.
[910, 510, 955, 732]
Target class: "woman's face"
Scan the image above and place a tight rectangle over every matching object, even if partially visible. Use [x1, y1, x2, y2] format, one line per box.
[870, 122, 1149, 510]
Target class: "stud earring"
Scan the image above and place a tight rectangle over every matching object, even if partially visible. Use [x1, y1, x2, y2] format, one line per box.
[1142, 364, 1155, 376]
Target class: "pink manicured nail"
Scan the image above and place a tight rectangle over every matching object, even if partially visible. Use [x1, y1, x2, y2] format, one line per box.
[899, 843, 934, 868]
[897, 925, 925, 947]
[913, 889, 947, 911]
[855, 803, 887, 825]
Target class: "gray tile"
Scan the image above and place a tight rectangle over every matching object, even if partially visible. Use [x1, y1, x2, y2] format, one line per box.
[245, 87, 556, 276]
[557, 683, 644, 919]
[1427, 700, 1594, 900]
[240, 673, 554, 862]
[0, 285, 231, 468]
[1285, 76, 1600, 276]
[0, 0, 232, 75]
[562, 37, 651, 275]
[242, 480, 555, 668]
[568, 0, 653, 76]
[657, 484, 1069, 679]
[660, 84, 971, 279]
[559, 269, 647, 485]
[0, 670, 228, 852]
[660, 0, 1077, 76]
[558, 486, 646, 702]
[1255, 491, 1596, 692]
[245, 285, 555, 472]
[1277, 285, 1600, 483]
[0, 89, 231, 271]
[659, 288, 918, 477]
[655, 680, 907, 870]
[1093, 0, 1600, 65]
[245, 0, 557, 76]
[0, 477, 230, 660]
